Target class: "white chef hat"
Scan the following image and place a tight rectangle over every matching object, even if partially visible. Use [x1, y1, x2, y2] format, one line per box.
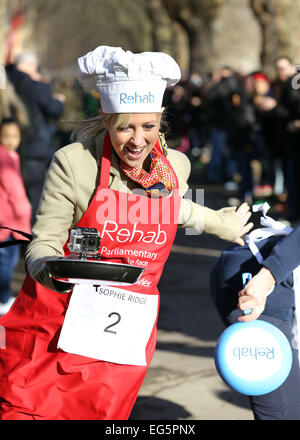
[77, 45, 181, 114]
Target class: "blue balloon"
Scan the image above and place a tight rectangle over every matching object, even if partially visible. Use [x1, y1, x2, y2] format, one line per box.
[214, 273, 293, 396]
[214, 320, 293, 396]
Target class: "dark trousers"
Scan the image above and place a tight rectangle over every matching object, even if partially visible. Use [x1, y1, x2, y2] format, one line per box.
[206, 128, 237, 182]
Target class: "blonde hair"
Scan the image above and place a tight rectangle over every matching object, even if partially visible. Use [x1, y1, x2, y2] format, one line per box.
[68, 111, 167, 144]
[69, 113, 131, 143]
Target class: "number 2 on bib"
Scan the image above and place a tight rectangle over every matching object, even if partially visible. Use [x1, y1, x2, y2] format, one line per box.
[104, 312, 121, 334]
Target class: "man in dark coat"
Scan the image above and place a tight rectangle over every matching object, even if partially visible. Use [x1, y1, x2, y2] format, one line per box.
[205, 67, 242, 184]
[255, 56, 300, 218]
[6, 52, 65, 224]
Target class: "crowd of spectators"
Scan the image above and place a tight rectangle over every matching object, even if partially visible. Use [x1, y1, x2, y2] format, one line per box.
[163, 56, 300, 221]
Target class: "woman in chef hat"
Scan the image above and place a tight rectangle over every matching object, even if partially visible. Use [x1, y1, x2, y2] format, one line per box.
[0, 46, 252, 420]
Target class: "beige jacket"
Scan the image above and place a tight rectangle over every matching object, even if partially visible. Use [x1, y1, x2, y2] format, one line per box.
[25, 132, 241, 284]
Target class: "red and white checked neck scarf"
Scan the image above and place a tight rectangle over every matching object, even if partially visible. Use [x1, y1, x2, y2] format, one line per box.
[120, 140, 177, 197]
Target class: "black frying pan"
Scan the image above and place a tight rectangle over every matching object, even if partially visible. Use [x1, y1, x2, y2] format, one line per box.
[45, 258, 144, 286]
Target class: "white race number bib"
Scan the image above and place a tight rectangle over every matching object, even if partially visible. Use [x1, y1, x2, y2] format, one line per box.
[57, 283, 159, 366]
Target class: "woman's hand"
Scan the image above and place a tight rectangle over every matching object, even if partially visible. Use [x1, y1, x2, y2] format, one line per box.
[237, 267, 276, 322]
[32, 256, 74, 294]
[233, 202, 254, 246]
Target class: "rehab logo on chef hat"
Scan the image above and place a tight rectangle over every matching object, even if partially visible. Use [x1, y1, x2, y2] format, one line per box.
[77, 45, 181, 113]
[214, 319, 292, 396]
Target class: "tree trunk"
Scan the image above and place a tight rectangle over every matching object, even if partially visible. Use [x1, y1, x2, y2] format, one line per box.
[161, 0, 222, 75]
[187, 18, 215, 74]
[249, 0, 278, 75]
[170, 21, 190, 75]
[167, 14, 215, 75]
[147, 0, 173, 53]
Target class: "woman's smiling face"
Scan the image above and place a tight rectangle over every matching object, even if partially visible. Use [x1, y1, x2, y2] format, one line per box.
[102, 112, 162, 169]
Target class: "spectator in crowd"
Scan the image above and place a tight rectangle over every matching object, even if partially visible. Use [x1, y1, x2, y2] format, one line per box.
[255, 57, 300, 218]
[163, 82, 190, 150]
[0, 72, 29, 129]
[183, 88, 210, 163]
[275, 56, 300, 220]
[226, 89, 256, 203]
[204, 67, 242, 187]
[6, 51, 65, 224]
[250, 72, 276, 198]
[0, 118, 31, 315]
[54, 78, 85, 149]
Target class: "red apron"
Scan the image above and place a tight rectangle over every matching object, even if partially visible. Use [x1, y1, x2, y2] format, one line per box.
[0, 134, 180, 420]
